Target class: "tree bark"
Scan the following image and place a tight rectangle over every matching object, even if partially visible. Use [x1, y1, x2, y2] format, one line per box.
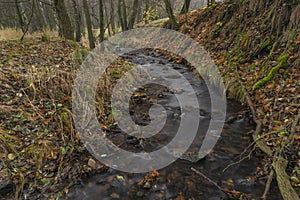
[117, 0, 125, 31]
[144, 0, 149, 24]
[128, 0, 139, 29]
[163, 0, 178, 30]
[121, 0, 127, 30]
[14, 0, 26, 33]
[71, 0, 81, 42]
[117, 0, 128, 31]
[18, 0, 34, 41]
[180, 0, 191, 14]
[83, 0, 95, 49]
[35, 0, 48, 29]
[53, 0, 74, 40]
[99, 0, 105, 42]
[110, 0, 116, 34]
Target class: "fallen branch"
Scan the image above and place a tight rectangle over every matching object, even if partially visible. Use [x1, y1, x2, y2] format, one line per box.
[262, 169, 274, 199]
[191, 167, 223, 191]
[191, 168, 249, 199]
[253, 53, 289, 90]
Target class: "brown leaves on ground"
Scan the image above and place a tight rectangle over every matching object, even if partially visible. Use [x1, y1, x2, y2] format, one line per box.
[0, 39, 97, 199]
[137, 170, 159, 188]
[173, 0, 300, 189]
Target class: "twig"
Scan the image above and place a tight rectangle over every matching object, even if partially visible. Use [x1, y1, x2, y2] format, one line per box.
[262, 169, 274, 199]
[191, 167, 224, 192]
[21, 88, 44, 120]
[223, 146, 255, 173]
[20, 0, 35, 41]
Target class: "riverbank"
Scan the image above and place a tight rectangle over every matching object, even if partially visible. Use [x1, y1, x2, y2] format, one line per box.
[168, 2, 299, 199]
[0, 1, 299, 199]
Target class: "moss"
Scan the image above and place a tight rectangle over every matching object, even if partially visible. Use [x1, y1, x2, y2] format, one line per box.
[289, 28, 298, 41]
[72, 48, 89, 65]
[253, 53, 290, 90]
[212, 21, 224, 39]
[79, 49, 89, 59]
[67, 40, 79, 49]
[278, 53, 289, 66]
[259, 39, 272, 50]
[268, 41, 278, 59]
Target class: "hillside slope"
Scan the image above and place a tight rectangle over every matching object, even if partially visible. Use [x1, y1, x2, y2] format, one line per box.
[173, 1, 299, 199]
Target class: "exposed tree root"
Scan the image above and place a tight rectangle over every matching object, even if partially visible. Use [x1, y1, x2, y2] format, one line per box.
[234, 64, 299, 200]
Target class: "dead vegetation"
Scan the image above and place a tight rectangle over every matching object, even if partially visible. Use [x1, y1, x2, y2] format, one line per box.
[173, 1, 300, 199]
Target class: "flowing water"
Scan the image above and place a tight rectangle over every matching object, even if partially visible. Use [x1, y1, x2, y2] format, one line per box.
[67, 50, 281, 200]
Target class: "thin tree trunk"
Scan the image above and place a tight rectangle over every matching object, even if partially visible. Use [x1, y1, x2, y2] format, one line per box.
[99, 0, 105, 42]
[121, 0, 128, 30]
[110, 0, 116, 34]
[83, 0, 95, 49]
[15, 0, 26, 32]
[46, 0, 56, 30]
[71, 0, 81, 42]
[117, 0, 124, 31]
[35, 0, 48, 29]
[144, 1, 149, 24]
[53, 0, 74, 40]
[163, 0, 178, 29]
[20, 0, 35, 41]
[180, 0, 191, 14]
[128, 0, 139, 29]
[104, 1, 111, 37]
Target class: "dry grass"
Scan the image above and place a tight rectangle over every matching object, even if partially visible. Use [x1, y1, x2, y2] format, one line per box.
[0, 28, 57, 41]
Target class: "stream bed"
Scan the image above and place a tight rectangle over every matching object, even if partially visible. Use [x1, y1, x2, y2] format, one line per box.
[67, 50, 281, 200]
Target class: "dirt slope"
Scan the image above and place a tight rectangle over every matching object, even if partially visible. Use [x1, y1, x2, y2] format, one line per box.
[172, 1, 299, 198]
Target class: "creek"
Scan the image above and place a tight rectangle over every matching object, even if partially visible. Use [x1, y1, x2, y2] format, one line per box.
[68, 50, 281, 200]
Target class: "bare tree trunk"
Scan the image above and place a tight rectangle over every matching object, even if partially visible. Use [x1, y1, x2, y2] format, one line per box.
[35, 0, 48, 29]
[163, 0, 178, 29]
[144, 0, 149, 24]
[118, 0, 128, 31]
[180, 0, 191, 14]
[53, 0, 74, 40]
[122, 0, 128, 30]
[117, 0, 125, 31]
[83, 0, 95, 49]
[71, 0, 81, 42]
[15, 0, 26, 32]
[104, 1, 111, 37]
[45, 0, 56, 30]
[128, 0, 139, 29]
[20, 0, 35, 41]
[99, 0, 105, 42]
[110, 0, 116, 34]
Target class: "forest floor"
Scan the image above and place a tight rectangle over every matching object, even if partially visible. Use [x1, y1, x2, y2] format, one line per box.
[0, 2, 299, 200]
[0, 39, 108, 199]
